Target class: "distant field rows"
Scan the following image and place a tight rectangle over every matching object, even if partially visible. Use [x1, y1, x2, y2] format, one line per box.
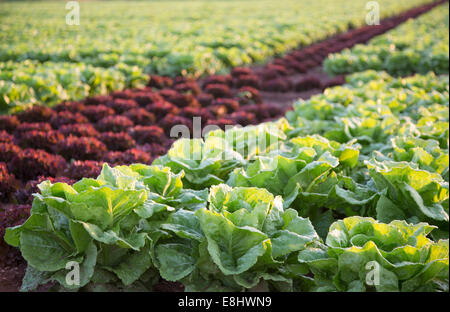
[0, 0, 434, 112]
[325, 3, 449, 76]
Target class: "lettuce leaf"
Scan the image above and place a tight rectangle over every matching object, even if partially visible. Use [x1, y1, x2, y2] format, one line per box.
[299, 216, 449, 291]
[153, 184, 320, 291]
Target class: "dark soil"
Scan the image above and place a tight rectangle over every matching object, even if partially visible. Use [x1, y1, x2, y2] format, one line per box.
[256, 67, 332, 108]
[153, 279, 185, 292]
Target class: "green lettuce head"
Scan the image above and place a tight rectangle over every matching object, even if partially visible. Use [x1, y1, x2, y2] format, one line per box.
[153, 184, 320, 291]
[4, 163, 207, 291]
[299, 216, 449, 292]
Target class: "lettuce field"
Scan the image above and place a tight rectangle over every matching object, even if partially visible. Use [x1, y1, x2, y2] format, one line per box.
[0, 0, 448, 294]
[0, 0, 437, 113]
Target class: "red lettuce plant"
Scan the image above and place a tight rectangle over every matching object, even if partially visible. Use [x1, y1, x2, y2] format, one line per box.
[110, 89, 134, 100]
[228, 111, 257, 126]
[59, 123, 100, 137]
[289, 61, 308, 73]
[0, 116, 20, 132]
[58, 136, 107, 161]
[181, 107, 213, 121]
[17, 106, 54, 123]
[141, 142, 168, 158]
[203, 75, 233, 88]
[124, 108, 156, 126]
[14, 122, 52, 137]
[172, 76, 194, 86]
[0, 204, 30, 239]
[53, 101, 85, 113]
[128, 125, 167, 145]
[133, 92, 164, 107]
[266, 64, 288, 76]
[236, 87, 262, 105]
[0, 131, 13, 144]
[104, 148, 151, 165]
[263, 104, 286, 118]
[0, 204, 31, 267]
[197, 93, 214, 107]
[146, 101, 180, 118]
[50, 111, 89, 128]
[148, 75, 173, 89]
[205, 84, 231, 98]
[175, 82, 201, 96]
[160, 89, 198, 107]
[231, 67, 253, 78]
[234, 74, 260, 89]
[278, 57, 307, 73]
[16, 130, 64, 153]
[82, 105, 115, 123]
[209, 105, 228, 118]
[63, 160, 103, 180]
[161, 114, 193, 133]
[0, 162, 16, 202]
[290, 51, 305, 62]
[0, 143, 21, 163]
[13, 176, 75, 205]
[107, 98, 139, 114]
[8, 148, 67, 181]
[99, 132, 136, 151]
[302, 59, 319, 69]
[111, 89, 134, 100]
[83, 95, 113, 106]
[241, 104, 284, 121]
[96, 115, 134, 133]
[213, 98, 239, 113]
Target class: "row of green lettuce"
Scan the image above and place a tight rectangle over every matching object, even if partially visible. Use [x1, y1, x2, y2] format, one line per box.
[0, 0, 433, 113]
[4, 70, 448, 292]
[324, 3, 449, 76]
[1, 0, 431, 72]
[0, 61, 149, 114]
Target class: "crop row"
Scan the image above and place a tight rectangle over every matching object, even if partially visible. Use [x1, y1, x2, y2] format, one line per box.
[0, 62, 149, 114]
[0, 0, 439, 113]
[0, 72, 291, 206]
[1, 0, 432, 70]
[157, 70, 449, 240]
[0, 74, 284, 283]
[228, 1, 444, 94]
[324, 3, 449, 76]
[3, 70, 448, 292]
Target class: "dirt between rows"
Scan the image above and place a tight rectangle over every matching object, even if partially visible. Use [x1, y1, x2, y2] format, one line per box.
[257, 67, 333, 108]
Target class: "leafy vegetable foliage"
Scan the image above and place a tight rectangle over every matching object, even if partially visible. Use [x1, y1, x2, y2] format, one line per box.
[4, 163, 207, 291]
[324, 4, 449, 76]
[299, 216, 449, 292]
[154, 184, 320, 291]
[4, 71, 448, 292]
